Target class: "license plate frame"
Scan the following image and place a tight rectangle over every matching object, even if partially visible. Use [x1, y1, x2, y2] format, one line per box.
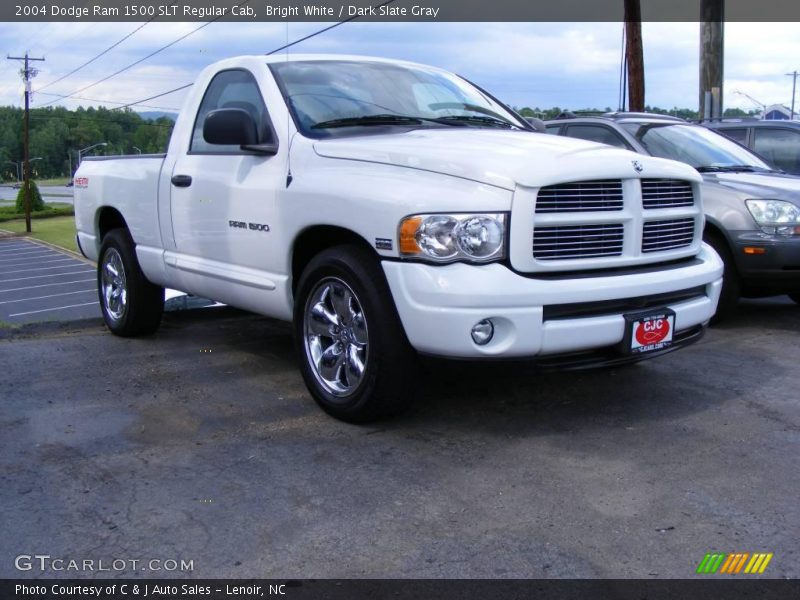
[622, 308, 676, 355]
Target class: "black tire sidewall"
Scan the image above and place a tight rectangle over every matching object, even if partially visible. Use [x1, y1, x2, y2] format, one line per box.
[704, 232, 740, 321]
[97, 229, 163, 336]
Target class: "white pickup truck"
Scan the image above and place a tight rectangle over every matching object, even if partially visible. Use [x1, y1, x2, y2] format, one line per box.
[75, 55, 723, 422]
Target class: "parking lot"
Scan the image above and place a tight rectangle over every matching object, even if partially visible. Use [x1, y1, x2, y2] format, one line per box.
[0, 238, 98, 323]
[1, 297, 798, 579]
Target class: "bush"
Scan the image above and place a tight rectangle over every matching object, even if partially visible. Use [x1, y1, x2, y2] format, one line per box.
[15, 180, 45, 212]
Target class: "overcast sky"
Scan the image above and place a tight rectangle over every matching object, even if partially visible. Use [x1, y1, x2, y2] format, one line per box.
[0, 21, 797, 114]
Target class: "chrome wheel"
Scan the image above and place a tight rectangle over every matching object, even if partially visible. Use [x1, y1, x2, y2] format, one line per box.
[303, 277, 369, 398]
[101, 247, 127, 322]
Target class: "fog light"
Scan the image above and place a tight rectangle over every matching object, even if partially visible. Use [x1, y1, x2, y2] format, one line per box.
[471, 319, 494, 345]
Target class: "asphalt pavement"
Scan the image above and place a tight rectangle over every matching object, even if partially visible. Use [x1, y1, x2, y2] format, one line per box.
[1, 298, 798, 579]
[0, 238, 98, 323]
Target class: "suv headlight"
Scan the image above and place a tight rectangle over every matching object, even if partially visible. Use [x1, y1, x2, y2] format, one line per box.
[745, 199, 800, 236]
[399, 213, 507, 263]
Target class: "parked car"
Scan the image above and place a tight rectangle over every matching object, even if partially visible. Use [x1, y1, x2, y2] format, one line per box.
[74, 57, 722, 421]
[546, 113, 800, 318]
[704, 119, 800, 176]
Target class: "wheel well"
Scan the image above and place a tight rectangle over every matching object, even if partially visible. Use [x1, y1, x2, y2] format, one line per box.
[703, 220, 729, 248]
[97, 207, 128, 241]
[291, 226, 375, 293]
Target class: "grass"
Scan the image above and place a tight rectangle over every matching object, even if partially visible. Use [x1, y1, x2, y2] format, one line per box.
[0, 203, 74, 223]
[0, 216, 78, 252]
[33, 177, 71, 186]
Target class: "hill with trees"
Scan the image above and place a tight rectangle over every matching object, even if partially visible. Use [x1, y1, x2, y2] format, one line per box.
[0, 105, 174, 181]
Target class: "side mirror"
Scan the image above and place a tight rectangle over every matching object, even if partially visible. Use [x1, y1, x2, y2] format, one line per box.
[203, 108, 259, 146]
[525, 117, 546, 132]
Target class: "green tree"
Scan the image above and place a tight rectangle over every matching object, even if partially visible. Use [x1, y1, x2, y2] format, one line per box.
[15, 180, 44, 212]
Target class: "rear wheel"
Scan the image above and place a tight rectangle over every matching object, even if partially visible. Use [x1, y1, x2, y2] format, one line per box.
[703, 231, 740, 324]
[98, 228, 164, 336]
[294, 244, 417, 422]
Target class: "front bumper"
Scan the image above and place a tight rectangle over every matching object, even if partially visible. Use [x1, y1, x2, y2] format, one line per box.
[382, 243, 723, 359]
[732, 231, 800, 294]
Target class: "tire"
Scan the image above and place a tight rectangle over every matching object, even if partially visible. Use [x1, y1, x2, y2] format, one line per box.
[789, 293, 800, 305]
[97, 228, 164, 336]
[703, 231, 740, 324]
[294, 244, 418, 423]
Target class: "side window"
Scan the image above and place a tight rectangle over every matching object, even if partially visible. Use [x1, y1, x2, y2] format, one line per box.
[564, 125, 631, 149]
[191, 69, 272, 153]
[545, 124, 562, 135]
[752, 128, 800, 174]
[718, 127, 748, 145]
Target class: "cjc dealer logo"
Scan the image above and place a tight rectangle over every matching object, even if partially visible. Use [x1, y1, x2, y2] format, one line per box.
[696, 552, 773, 574]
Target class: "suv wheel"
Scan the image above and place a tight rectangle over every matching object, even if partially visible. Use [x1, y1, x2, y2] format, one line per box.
[704, 232, 740, 324]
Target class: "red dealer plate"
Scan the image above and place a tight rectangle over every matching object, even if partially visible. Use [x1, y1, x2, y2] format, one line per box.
[622, 308, 675, 354]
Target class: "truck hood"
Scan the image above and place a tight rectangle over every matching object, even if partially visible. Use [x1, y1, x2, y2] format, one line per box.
[313, 129, 698, 190]
[703, 171, 800, 204]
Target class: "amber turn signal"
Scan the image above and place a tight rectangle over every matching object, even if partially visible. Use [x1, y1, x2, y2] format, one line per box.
[399, 216, 422, 254]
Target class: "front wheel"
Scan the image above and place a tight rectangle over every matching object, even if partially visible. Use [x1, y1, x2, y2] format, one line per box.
[294, 245, 417, 422]
[98, 228, 164, 336]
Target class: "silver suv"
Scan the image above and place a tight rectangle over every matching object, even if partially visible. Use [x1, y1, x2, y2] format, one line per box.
[704, 119, 800, 176]
[545, 113, 800, 319]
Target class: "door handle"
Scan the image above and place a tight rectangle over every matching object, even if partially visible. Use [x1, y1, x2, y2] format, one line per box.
[171, 174, 192, 187]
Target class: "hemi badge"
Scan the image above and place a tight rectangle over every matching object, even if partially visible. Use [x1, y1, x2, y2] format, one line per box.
[375, 238, 393, 250]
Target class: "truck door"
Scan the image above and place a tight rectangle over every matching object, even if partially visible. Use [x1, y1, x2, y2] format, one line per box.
[169, 68, 285, 312]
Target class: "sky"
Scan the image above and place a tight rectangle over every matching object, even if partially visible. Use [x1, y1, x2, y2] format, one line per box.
[0, 21, 798, 115]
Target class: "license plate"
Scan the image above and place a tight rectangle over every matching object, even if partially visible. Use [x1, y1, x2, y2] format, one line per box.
[622, 308, 675, 354]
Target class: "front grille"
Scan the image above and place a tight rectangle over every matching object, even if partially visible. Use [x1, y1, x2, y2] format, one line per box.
[641, 179, 694, 209]
[642, 218, 695, 253]
[536, 180, 623, 213]
[533, 224, 624, 260]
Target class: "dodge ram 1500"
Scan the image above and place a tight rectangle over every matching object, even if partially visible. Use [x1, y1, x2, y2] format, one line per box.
[74, 55, 723, 421]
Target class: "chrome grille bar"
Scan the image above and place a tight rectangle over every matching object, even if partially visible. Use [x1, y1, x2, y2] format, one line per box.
[536, 180, 623, 213]
[641, 179, 695, 209]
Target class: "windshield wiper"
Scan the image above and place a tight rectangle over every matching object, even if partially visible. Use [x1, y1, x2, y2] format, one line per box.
[696, 165, 762, 173]
[311, 114, 462, 130]
[432, 115, 518, 129]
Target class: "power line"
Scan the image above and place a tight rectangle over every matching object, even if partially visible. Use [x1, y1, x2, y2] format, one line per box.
[265, 0, 396, 55]
[111, 83, 194, 111]
[37, 91, 179, 111]
[36, 19, 156, 93]
[39, 0, 251, 107]
[97, 0, 394, 112]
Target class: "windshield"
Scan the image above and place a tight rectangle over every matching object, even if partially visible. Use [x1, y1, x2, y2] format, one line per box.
[620, 123, 773, 171]
[269, 60, 526, 138]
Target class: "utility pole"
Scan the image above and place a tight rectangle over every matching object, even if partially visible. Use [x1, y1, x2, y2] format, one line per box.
[699, 0, 724, 121]
[624, 0, 645, 112]
[6, 52, 45, 233]
[786, 71, 798, 120]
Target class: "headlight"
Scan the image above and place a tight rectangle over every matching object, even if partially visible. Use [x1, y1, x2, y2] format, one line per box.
[745, 199, 800, 236]
[399, 213, 507, 262]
